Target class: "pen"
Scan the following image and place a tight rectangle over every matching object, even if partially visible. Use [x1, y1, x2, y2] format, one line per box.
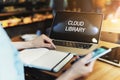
[36, 30, 41, 36]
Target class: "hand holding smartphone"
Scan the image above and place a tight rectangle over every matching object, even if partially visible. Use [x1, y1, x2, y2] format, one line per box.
[86, 46, 112, 64]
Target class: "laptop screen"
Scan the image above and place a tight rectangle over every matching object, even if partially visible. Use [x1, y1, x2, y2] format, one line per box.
[50, 12, 103, 44]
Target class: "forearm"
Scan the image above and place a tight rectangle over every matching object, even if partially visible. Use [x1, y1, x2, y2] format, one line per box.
[12, 41, 33, 50]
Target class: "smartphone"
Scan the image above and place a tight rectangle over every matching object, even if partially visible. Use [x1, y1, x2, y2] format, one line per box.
[86, 46, 112, 64]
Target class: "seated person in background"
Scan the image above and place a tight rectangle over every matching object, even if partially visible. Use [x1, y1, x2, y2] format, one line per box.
[49, 0, 68, 16]
[67, 0, 95, 12]
[0, 25, 95, 80]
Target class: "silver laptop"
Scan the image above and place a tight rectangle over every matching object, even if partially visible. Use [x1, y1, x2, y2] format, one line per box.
[49, 12, 103, 55]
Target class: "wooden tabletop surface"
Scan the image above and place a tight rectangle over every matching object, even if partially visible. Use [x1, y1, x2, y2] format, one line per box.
[44, 41, 120, 80]
[11, 36, 120, 80]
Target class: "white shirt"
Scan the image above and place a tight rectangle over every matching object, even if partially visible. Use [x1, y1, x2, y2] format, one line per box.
[0, 24, 24, 80]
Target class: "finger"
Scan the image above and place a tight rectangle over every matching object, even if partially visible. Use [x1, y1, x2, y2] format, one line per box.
[81, 53, 93, 62]
[44, 39, 56, 49]
[50, 41, 56, 49]
[42, 35, 56, 49]
[86, 60, 96, 72]
[88, 60, 96, 68]
[44, 43, 56, 49]
[43, 44, 52, 48]
[42, 34, 52, 42]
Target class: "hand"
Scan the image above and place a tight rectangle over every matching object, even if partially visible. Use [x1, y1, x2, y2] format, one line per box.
[57, 53, 95, 80]
[30, 34, 56, 49]
[70, 53, 95, 78]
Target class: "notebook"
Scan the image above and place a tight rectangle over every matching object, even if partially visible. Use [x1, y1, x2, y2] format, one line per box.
[49, 12, 103, 55]
[19, 48, 73, 72]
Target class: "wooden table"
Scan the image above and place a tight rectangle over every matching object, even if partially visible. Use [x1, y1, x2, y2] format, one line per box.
[43, 41, 120, 80]
[11, 36, 120, 80]
[85, 41, 120, 80]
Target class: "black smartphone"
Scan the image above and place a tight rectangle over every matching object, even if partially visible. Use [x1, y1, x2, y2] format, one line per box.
[86, 46, 111, 64]
[98, 47, 120, 67]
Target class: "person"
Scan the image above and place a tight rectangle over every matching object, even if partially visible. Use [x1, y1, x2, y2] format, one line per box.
[49, 0, 68, 16]
[46, 0, 68, 35]
[13, 35, 95, 80]
[92, 0, 106, 13]
[67, 0, 95, 12]
[0, 24, 24, 80]
[0, 24, 95, 80]
[76, 0, 94, 12]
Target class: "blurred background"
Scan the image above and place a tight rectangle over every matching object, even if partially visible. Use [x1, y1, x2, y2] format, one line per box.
[0, 0, 120, 44]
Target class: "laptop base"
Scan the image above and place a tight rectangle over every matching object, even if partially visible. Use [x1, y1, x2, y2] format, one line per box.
[55, 44, 98, 55]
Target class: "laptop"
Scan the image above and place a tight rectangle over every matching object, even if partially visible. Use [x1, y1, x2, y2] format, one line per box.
[49, 12, 103, 55]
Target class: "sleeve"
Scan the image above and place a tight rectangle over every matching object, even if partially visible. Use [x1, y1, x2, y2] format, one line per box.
[0, 23, 25, 80]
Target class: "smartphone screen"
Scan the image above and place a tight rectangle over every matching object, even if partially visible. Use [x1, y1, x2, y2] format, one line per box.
[86, 46, 111, 64]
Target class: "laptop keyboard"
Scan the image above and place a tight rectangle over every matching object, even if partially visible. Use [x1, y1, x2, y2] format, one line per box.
[53, 40, 92, 49]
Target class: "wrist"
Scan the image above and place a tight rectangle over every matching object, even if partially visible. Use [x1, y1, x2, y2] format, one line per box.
[22, 41, 34, 49]
[27, 41, 34, 48]
[12, 41, 34, 49]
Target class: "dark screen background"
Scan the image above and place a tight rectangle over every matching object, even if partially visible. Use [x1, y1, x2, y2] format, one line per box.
[50, 12, 103, 44]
